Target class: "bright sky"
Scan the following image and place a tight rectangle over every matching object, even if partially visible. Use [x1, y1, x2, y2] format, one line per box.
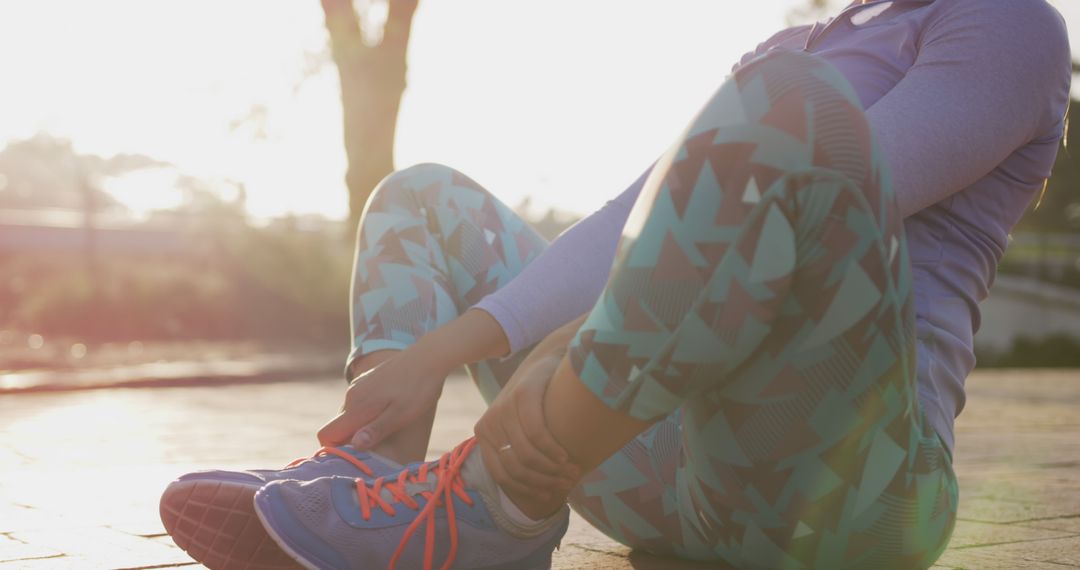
[1, 0, 1078, 220]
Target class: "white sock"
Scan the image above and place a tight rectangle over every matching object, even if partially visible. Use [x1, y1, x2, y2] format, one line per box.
[497, 483, 544, 526]
[460, 448, 563, 537]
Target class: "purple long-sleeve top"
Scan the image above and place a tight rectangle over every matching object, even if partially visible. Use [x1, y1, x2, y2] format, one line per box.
[473, 0, 1072, 453]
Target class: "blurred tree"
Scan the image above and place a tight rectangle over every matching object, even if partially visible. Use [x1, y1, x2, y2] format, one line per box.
[0, 134, 166, 211]
[321, 0, 420, 235]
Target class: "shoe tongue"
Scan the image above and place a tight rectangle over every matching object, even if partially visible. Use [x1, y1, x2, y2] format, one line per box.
[403, 473, 440, 497]
[375, 440, 477, 506]
[377, 465, 442, 504]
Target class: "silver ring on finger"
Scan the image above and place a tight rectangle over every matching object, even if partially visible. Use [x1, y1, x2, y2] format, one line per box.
[498, 443, 513, 453]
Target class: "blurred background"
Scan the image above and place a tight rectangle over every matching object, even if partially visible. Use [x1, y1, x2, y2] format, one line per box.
[0, 0, 1078, 387]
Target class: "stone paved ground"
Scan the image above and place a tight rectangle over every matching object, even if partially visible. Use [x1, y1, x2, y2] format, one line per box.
[0, 369, 1077, 569]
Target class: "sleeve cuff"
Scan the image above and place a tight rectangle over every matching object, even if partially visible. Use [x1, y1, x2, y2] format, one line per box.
[471, 298, 526, 356]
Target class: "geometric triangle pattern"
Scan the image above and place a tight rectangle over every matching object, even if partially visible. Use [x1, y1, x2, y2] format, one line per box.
[344, 54, 958, 570]
[562, 51, 957, 568]
[345, 162, 550, 395]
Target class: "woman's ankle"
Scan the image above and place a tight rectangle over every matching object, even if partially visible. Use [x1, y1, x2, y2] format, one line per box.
[499, 483, 565, 521]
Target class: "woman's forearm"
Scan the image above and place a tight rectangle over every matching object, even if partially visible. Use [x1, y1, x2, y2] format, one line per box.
[408, 309, 513, 372]
[408, 308, 587, 382]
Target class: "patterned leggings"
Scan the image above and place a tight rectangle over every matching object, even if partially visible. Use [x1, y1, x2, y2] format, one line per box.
[347, 51, 957, 569]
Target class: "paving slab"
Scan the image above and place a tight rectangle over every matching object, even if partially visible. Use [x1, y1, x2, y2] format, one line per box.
[937, 534, 1080, 569]
[0, 368, 1077, 568]
[0, 534, 62, 565]
[8, 527, 193, 569]
[1018, 516, 1080, 534]
[945, 519, 1073, 549]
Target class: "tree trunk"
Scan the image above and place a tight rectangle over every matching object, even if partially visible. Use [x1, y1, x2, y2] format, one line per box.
[321, 0, 419, 235]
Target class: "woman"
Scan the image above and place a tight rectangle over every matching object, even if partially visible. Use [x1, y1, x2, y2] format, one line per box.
[161, 0, 1071, 568]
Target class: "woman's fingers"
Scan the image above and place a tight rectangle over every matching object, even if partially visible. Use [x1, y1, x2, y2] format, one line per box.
[318, 410, 367, 447]
[317, 412, 353, 446]
[349, 402, 410, 449]
[501, 412, 561, 474]
[477, 399, 577, 491]
[317, 390, 387, 446]
[472, 355, 582, 496]
[477, 421, 547, 500]
[516, 375, 573, 465]
[498, 430, 576, 490]
[483, 446, 538, 500]
[501, 404, 578, 482]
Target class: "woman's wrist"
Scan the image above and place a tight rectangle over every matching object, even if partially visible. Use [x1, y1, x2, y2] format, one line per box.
[410, 309, 512, 375]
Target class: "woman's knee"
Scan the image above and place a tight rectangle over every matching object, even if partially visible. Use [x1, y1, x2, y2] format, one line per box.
[693, 49, 875, 178]
[674, 48, 888, 223]
[365, 162, 461, 214]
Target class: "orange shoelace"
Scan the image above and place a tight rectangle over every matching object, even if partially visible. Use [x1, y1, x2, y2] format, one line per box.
[285, 446, 375, 478]
[354, 437, 478, 570]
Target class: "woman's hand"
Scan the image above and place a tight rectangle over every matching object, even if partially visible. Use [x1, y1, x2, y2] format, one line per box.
[319, 309, 512, 451]
[318, 349, 450, 449]
[474, 314, 587, 500]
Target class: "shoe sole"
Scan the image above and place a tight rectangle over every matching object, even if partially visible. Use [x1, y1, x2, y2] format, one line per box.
[160, 479, 301, 570]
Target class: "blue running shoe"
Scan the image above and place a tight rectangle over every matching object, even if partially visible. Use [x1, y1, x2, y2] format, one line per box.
[255, 438, 570, 570]
[161, 446, 401, 570]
